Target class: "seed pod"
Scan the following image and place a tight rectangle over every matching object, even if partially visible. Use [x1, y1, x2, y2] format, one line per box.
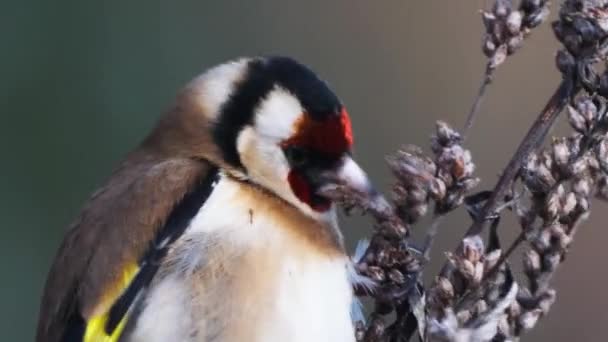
[552, 138, 570, 169]
[519, 309, 542, 331]
[573, 178, 591, 197]
[561, 192, 578, 216]
[388, 269, 405, 284]
[435, 276, 455, 301]
[508, 33, 525, 54]
[506, 11, 523, 34]
[429, 177, 447, 201]
[567, 105, 587, 132]
[493, 0, 512, 18]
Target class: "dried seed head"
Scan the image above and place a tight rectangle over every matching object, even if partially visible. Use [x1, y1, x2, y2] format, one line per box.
[576, 194, 590, 212]
[576, 96, 598, 123]
[405, 257, 421, 273]
[568, 157, 589, 176]
[367, 316, 386, 339]
[543, 251, 562, 272]
[599, 71, 608, 97]
[556, 49, 576, 75]
[456, 310, 472, 324]
[484, 249, 503, 271]
[561, 192, 578, 216]
[462, 235, 485, 263]
[434, 121, 462, 146]
[519, 309, 542, 331]
[543, 185, 564, 221]
[537, 289, 557, 314]
[490, 44, 509, 69]
[461, 259, 477, 282]
[388, 269, 406, 284]
[567, 105, 588, 133]
[389, 147, 436, 180]
[437, 168, 454, 188]
[435, 276, 455, 301]
[506, 11, 523, 34]
[429, 178, 447, 201]
[573, 177, 591, 196]
[367, 266, 386, 282]
[533, 229, 552, 252]
[483, 35, 498, 57]
[520, 0, 545, 14]
[522, 152, 556, 193]
[507, 33, 525, 54]
[483, 11, 497, 32]
[398, 202, 428, 223]
[407, 187, 428, 205]
[493, 0, 512, 18]
[552, 138, 570, 169]
[596, 139, 608, 172]
[508, 299, 522, 318]
[355, 321, 365, 341]
[473, 262, 485, 285]
[525, 6, 549, 28]
[549, 223, 571, 250]
[438, 145, 472, 180]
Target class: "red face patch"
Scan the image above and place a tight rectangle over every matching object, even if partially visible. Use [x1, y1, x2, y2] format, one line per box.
[282, 107, 352, 212]
[282, 107, 353, 156]
[287, 170, 331, 212]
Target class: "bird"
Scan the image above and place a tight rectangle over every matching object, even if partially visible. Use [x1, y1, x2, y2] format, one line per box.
[36, 56, 377, 342]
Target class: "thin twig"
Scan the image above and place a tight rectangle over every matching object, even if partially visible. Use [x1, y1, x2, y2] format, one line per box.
[467, 79, 575, 237]
[422, 215, 446, 261]
[463, 66, 494, 140]
[440, 78, 577, 278]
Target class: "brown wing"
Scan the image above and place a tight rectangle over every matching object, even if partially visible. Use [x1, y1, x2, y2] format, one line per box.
[35, 148, 212, 342]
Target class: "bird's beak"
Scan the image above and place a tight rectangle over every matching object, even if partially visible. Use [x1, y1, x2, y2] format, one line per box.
[335, 157, 375, 195]
[319, 156, 378, 200]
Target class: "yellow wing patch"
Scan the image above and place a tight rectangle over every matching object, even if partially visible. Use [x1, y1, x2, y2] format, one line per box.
[84, 263, 139, 342]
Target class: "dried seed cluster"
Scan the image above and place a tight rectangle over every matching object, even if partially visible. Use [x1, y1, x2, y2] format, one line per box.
[389, 121, 478, 223]
[482, 0, 550, 69]
[331, 1, 608, 341]
[507, 92, 608, 337]
[553, 0, 608, 93]
[425, 228, 519, 342]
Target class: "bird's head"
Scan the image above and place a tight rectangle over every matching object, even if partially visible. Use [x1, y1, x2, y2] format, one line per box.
[152, 56, 375, 220]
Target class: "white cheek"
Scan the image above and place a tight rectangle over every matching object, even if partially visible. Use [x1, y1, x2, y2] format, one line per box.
[235, 128, 335, 222]
[254, 86, 303, 141]
[236, 127, 292, 196]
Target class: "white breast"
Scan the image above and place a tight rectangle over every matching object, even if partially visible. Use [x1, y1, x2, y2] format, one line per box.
[127, 175, 356, 342]
[263, 254, 356, 342]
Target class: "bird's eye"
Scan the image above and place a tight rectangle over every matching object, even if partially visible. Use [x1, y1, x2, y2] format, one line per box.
[284, 145, 309, 168]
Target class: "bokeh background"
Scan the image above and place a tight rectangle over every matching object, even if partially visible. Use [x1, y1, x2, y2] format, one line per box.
[1, 1, 605, 341]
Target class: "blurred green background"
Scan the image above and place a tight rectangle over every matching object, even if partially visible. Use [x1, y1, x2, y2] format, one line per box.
[2, 1, 606, 341]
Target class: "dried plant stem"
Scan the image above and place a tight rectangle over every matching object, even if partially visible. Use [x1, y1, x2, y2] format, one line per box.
[342, 1, 608, 340]
[422, 215, 446, 261]
[487, 231, 524, 279]
[440, 78, 576, 279]
[463, 67, 494, 140]
[469, 80, 575, 235]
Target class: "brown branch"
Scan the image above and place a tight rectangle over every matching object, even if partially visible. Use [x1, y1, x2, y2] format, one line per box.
[441, 78, 576, 276]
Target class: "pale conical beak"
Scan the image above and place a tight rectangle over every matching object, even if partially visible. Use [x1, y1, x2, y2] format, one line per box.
[334, 157, 376, 196]
[314, 156, 391, 213]
[316, 156, 380, 203]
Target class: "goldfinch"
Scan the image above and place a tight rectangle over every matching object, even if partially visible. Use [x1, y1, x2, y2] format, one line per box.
[36, 56, 376, 342]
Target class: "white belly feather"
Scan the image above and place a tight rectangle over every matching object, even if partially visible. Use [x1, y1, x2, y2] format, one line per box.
[127, 175, 356, 342]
